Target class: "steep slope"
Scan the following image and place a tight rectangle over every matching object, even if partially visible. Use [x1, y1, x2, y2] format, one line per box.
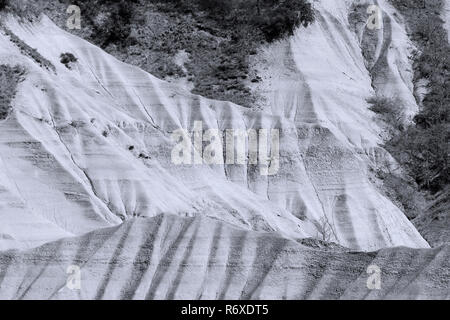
[251, 0, 427, 248]
[414, 188, 450, 248]
[0, 214, 447, 300]
[0, 2, 429, 251]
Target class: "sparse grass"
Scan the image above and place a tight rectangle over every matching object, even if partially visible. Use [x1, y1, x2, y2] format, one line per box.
[0, 64, 25, 120]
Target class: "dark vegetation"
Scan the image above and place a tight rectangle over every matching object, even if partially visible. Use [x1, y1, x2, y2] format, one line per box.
[162, 0, 314, 105]
[387, 0, 449, 194]
[0, 0, 8, 10]
[69, 0, 138, 49]
[0, 65, 25, 120]
[53, 0, 314, 106]
[3, 28, 56, 72]
[383, 174, 425, 219]
[163, 0, 315, 42]
[365, 95, 425, 220]
[60, 52, 78, 69]
[354, 0, 449, 224]
[361, 0, 450, 239]
[4, 0, 313, 106]
[374, 164, 426, 220]
[414, 186, 450, 247]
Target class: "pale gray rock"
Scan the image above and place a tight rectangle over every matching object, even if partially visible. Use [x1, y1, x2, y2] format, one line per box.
[0, 214, 447, 300]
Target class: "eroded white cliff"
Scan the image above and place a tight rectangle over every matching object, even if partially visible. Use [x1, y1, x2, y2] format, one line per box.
[0, 215, 447, 300]
[0, 0, 429, 252]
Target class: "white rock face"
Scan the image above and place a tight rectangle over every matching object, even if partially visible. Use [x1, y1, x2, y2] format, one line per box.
[0, 215, 447, 300]
[252, 0, 426, 250]
[0, 1, 429, 253]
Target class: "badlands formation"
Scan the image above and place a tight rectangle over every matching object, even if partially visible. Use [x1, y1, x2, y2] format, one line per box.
[0, 214, 448, 300]
[0, 0, 448, 299]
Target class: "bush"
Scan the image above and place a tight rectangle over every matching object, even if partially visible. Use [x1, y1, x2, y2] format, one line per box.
[0, 65, 25, 120]
[251, 0, 315, 41]
[367, 95, 405, 130]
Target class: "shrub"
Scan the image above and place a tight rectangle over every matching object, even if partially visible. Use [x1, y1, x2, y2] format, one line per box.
[0, 65, 25, 120]
[367, 96, 396, 114]
[367, 95, 405, 130]
[163, 0, 315, 42]
[60, 52, 78, 68]
[387, 124, 449, 192]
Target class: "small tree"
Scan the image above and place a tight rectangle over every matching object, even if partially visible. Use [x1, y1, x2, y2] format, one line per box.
[314, 216, 335, 242]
